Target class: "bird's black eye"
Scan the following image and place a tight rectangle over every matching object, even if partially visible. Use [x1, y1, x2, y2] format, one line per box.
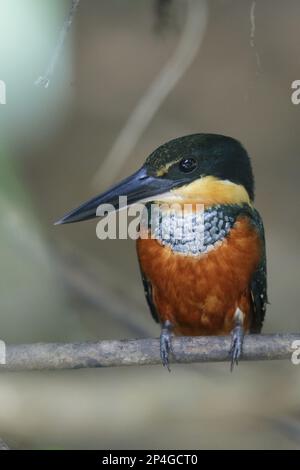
[179, 158, 197, 173]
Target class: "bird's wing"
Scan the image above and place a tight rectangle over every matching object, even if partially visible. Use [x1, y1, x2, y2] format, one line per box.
[137, 260, 159, 323]
[247, 208, 268, 333]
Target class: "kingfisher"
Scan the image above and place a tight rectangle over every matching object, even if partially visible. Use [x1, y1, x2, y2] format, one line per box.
[56, 134, 267, 371]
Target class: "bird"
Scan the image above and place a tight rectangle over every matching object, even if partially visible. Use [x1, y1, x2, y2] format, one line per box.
[56, 133, 267, 371]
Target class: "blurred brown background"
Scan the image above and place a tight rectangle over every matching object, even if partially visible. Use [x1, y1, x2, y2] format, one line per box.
[0, 0, 300, 449]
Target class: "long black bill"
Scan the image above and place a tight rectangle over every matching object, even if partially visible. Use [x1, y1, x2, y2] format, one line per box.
[55, 167, 177, 225]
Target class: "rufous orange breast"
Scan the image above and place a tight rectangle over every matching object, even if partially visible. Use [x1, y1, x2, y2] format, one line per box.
[137, 215, 262, 336]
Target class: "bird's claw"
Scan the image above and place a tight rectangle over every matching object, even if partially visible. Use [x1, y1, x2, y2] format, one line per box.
[160, 321, 173, 372]
[229, 325, 244, 372]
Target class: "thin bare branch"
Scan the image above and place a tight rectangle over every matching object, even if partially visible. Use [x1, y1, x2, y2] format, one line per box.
[1, 334, 298, 372]
[35, 0, 80, 88]
[92, 0, 208, 189]
[250, 0, 261, 73]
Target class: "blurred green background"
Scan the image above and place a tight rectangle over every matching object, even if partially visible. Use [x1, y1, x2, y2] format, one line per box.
[0, 0, 300, 450]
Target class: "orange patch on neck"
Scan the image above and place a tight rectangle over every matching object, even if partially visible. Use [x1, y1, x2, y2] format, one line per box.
[169, 176, 250, 206]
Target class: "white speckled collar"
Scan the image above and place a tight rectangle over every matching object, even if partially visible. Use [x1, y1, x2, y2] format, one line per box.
[151, 205, 236, 256]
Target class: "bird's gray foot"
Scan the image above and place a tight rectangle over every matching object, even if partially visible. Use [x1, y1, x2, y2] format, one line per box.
[160, 320, 173, 372]
[229, 324, 244, 372]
